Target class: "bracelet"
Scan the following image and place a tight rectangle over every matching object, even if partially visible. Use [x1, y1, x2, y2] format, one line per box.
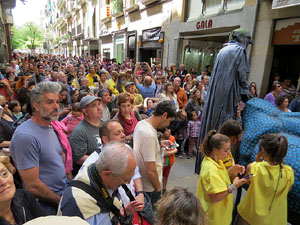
[227, 186, 233, 193]
[136, 191, 145, 195]
[230, 184, 236, 191]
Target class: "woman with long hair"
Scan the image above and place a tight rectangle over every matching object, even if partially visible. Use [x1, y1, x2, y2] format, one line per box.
[185, 88, 202, 116]
[158, 82, 179, 111]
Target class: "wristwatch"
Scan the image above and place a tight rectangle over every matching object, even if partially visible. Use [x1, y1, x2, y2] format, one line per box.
[136, 191, 145, 195]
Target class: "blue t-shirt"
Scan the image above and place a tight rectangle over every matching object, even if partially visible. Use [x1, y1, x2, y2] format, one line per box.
[10, 119, 67, 193]
[136, 83, 156, 99]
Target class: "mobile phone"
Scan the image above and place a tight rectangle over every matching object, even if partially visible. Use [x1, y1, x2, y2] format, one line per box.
[244, 174, 254, 179]
[166, 143, 179, 149]
[93, 76, 98, 82]
[140, 62, 145, 66]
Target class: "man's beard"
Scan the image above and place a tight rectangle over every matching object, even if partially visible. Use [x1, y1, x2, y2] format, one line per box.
[120, 80, 126, 85]
[40, 107, 59, 122]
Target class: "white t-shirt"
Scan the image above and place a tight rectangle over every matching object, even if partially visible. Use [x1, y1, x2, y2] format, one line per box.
[133, 120, 162, 192]
[100, 104, 110, 122]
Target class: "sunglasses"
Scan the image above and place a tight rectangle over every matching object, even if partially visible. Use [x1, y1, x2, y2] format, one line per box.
[1, 102, 8, 108]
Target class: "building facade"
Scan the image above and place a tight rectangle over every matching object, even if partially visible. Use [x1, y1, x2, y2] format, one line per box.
[0, 0, 16, 64]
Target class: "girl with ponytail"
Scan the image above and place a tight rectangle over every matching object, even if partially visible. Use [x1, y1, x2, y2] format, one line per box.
[196, 130, 247, 225]
[236, 134, 294, 225]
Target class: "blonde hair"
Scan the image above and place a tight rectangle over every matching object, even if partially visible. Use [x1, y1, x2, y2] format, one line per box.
[0, 156, 16, 174]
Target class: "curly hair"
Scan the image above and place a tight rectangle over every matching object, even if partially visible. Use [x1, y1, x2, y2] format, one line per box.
[0, 156, 16, 174]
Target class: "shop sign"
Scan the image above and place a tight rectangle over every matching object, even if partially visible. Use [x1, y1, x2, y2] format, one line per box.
[272, 0, 300, 9]
[273, 19, 300, 45]
[196, 19, 213, 30]
[142, 27, 161, 42]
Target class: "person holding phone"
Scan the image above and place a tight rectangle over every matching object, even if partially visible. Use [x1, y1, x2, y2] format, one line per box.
[236, 134, 294, 225]
[133, 62, 156, 99]
[196, 130, 247, 225]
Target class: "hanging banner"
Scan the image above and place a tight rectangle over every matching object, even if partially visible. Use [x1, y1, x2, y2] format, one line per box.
[142, 27, 161, 42]
[273, 18, 300, 45]
[272, 0, 300, 9]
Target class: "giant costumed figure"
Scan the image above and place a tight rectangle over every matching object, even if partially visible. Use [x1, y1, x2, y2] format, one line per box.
[195, 28, 253, 174]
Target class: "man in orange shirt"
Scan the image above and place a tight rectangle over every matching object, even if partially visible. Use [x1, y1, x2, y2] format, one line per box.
[174, 77, 188, 109]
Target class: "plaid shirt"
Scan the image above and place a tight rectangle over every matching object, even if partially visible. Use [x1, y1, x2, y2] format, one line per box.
[188, 120, 201, 138]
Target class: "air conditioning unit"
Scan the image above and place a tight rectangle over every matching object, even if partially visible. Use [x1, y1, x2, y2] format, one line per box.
[140, 0, 160, 6]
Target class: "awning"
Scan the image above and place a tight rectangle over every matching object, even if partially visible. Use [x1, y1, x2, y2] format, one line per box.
[273, 18, 300, 45]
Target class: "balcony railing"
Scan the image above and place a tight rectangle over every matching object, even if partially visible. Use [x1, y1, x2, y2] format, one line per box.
[112, 0, 124, 18]
[100, 5, 111, 22]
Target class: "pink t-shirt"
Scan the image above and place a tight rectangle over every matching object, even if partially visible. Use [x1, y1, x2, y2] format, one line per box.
[61, 114, 84, 135]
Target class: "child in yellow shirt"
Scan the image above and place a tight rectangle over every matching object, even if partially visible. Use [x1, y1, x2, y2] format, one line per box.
[236, 134, 294, 225]
[196, 130, 248, 225]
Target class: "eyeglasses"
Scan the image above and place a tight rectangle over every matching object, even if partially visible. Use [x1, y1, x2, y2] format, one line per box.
[0, 169, 11, 179]
[1, 102, 8, 108]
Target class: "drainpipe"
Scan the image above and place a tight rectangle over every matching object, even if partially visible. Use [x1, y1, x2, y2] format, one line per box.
[248, 0, 260, 66]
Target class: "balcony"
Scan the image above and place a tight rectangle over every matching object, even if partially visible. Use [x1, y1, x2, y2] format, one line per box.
[124, 0, 139, 13]
[100, 5, 111, 23]
[140, 0, 160, 6]
[112, 0, 124, 18]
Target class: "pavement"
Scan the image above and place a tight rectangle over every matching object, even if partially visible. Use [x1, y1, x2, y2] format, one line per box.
[167, 154, 199, 194]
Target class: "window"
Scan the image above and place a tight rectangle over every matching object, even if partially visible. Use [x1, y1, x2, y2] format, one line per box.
[185, 0, 203, 22]
[226, 0, 245, 11]
[204, 0, 222, 15]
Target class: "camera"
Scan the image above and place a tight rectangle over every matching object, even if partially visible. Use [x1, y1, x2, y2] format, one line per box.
[140, 62, 146, 66]
[93, 76, 98, 82]
[119, 215, 132, 225]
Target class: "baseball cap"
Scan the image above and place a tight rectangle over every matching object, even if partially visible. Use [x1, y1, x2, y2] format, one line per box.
[125, 81, 134, 88]
[80, 95, 101, 109]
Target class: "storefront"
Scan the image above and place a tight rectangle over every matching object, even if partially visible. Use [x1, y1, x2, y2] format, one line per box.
[168, 0, 257, 73]
[139, 27, 164, 67]
[114, 34, 125, 64]
[99, 34, 113, 60]
[269, 18, 300, 91]
[127, 31, 137, 60]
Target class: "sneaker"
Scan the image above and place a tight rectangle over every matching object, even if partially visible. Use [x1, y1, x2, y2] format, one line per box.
[182, 152, 187, 155]
[178, 154, 183, 159]
[187, 154, 192, 159]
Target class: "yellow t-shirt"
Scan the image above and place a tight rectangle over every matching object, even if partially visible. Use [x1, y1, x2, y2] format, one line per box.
[223, 152, 234, 168]
[86, 73, 100, 87]
[238, 162, 294, 225]
[196, 157, 233, 225]
[107, 78, 116, 92]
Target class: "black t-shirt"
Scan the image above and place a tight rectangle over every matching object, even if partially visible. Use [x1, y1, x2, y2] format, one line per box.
[0, 118, 13, 144]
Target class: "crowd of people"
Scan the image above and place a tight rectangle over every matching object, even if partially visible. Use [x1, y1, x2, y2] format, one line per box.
[0, 53, 297, 225]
